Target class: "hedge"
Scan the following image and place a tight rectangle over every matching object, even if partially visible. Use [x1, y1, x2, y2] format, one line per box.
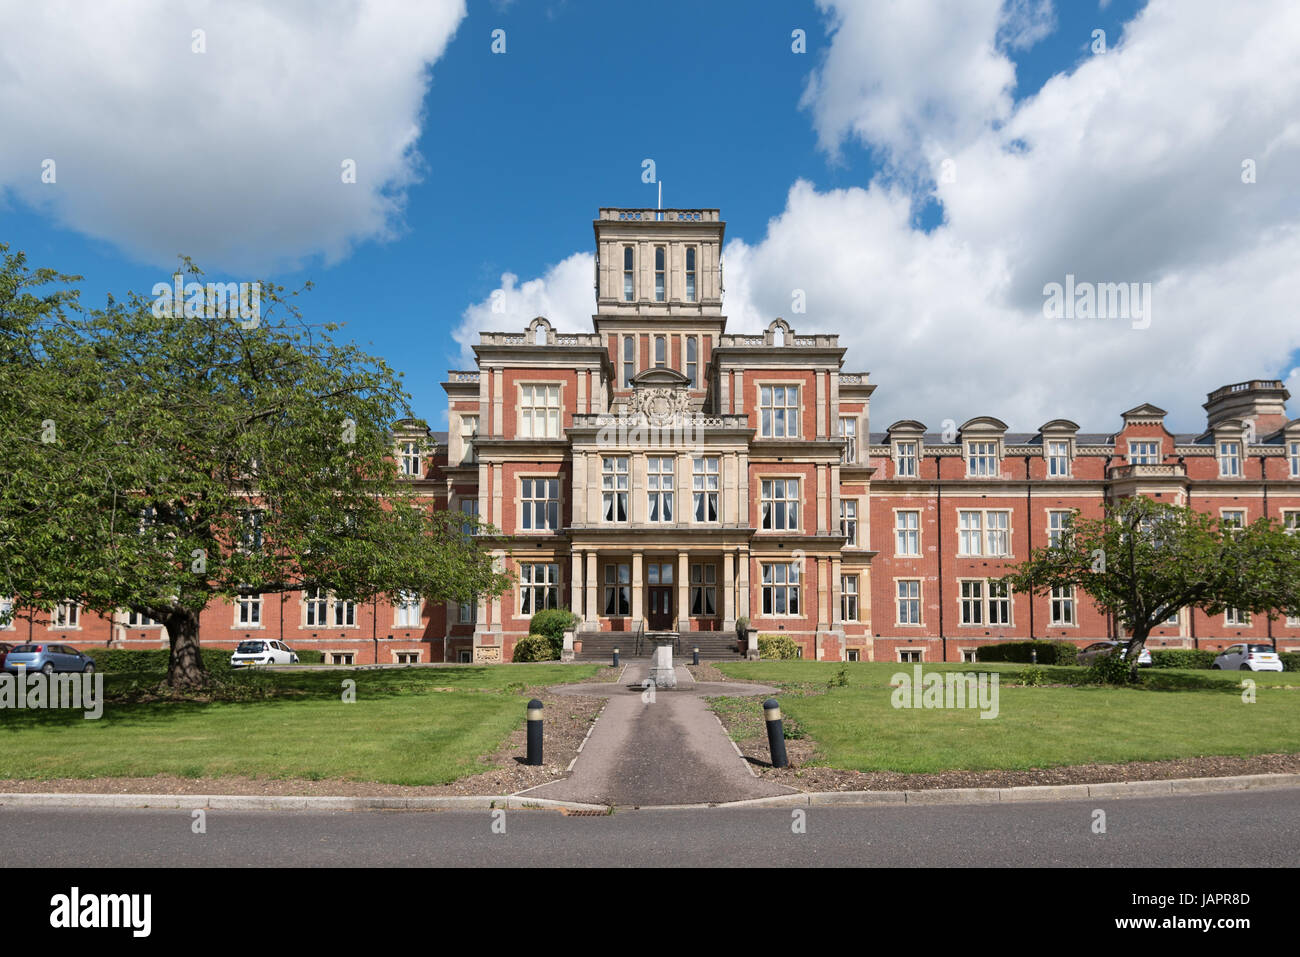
[89, 647, 235, 675]
[758, 634, 801, 660]
[512, 633, 559, 662]
[1148, 649, 1216, 669]
[975, 640, 1079, 666]
[1281, 652, 1300, 672]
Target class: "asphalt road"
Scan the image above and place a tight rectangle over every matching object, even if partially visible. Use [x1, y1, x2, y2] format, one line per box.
[3, 788, 1297, 867]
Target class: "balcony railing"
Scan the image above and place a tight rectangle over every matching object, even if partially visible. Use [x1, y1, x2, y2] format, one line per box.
[597, 208, 719, 222]
[1108, 464, 1187, 479]
[569, 412, 751, 430]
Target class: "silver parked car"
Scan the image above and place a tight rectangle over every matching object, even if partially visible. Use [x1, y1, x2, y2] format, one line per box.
[1077, 640, 1152, 667]
[1213, 643, 1283, 672]
[1, 643, 96, 674]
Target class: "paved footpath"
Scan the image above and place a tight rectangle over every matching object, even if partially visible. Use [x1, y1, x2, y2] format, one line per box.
[525, 660, 797, 807]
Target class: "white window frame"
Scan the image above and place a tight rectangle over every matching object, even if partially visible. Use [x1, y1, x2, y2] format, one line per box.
[399, 440, 421, 477]
[760, 562, 801, 617]
[692, 456, 719, 523]
[895, 509, 920, 557]
[895, 440, 918, 477]
[602, 456, 629, 523]
[235, 593, 261, 628]
[518, 383, 561, 440]
[841, 574, 859, 623]
[1218, 440, 1241, 477]
[896, 579, 921, 626]
[759, 384, 800, 439]
[1128, 440, 1161, 464]
[647, 456, 675, 523]
[394, 592, 422, 628]
[966, 440, 999, 477]
[1290, 441, 1300, 478]
[958, 509, 1011, 557]
[520, 477, 560, 532]
[53, 601, 81, 630]
[1050, 585, 1076, 626]
[1047, 509, 1072, 548]
[519, 562, 560, 616]
[840, 498, 858, 546]
[1047, 440, 1071, 477]
[760, 478, 800, 531]
[839, 417, 858, 465]
[459, 415, 478, 465]
[959, 579, 984, 625]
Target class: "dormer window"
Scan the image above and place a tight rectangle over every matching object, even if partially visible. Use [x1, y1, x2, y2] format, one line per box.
[399, 440, 421, 477]
[654, 246, 666, 302]
[1047, 440, 1070, 477]
[1218, 440, 1241, 477]
[896, 440, 918, 477]
[1128, 440, 1160, 465]
[966, 440, 999, 477]
[623, 247, 634, 302]
[685, 247, 697, 301]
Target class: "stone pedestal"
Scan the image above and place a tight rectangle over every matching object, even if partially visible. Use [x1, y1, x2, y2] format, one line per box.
[648, 640, 677, 689]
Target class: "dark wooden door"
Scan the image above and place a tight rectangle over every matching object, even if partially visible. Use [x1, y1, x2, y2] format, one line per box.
[647, 586, 673, 630]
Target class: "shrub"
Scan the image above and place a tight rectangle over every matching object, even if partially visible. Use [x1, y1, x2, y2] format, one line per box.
[975, 640, 1078, 666]
[758, 634, 800, 660]
[1281, 652, 1300, 673]
[1086, 650, 1138, 685]
[512, 633, 559, 663]
[529, 609, 578, 646]
[1148, 649, 1216, 669]
[294, 649, 324, 664]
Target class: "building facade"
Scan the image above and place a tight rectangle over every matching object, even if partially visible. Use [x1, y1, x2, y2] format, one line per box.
[9, 206, 1300, 663]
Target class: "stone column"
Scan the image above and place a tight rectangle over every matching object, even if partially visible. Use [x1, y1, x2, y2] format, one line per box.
[816, 465, 828, 533]
[632, 551, 644, 628]
[831, 557, 843, 626]
[723, 549, 736, 630]
[585, 551, 598, 629]
[570, 551, 583, 620]
[677, 550, 690, 632]
[816, 556, 829, 630]
[737, 547, 751, 619]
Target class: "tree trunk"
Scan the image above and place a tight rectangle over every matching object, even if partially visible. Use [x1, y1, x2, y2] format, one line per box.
[165, 609, 209, 690]
[1124, 629, 1149, 682]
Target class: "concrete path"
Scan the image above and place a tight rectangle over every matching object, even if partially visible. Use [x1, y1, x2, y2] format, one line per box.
[525, 660, 797, 807]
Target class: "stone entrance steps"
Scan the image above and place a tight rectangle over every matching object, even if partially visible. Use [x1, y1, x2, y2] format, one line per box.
[574, 630, 744, 661]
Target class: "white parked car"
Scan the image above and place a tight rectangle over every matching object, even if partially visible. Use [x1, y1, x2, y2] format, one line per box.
[1213, 643, 1283, 672]
[1077, 640, 1152, 667]
[231, 639, 300, 667]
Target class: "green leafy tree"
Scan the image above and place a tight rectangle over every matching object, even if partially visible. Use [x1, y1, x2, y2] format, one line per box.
[999, 496, 1300, 680]
[0, 248, 509, 688]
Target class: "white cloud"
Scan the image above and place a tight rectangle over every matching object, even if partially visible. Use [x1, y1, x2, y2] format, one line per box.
[726, 0, 1300, 433]
[453, 253, 595, 364]
[0, 0, 466, 273]
[799, 0, 1028, 174]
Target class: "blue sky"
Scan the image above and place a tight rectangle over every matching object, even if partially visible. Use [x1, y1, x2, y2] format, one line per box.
[3, 0, 1297, 433]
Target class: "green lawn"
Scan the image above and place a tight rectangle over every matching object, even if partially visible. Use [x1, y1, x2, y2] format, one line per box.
[712, 661, 1300, 774]
[0, 664, 600, 786]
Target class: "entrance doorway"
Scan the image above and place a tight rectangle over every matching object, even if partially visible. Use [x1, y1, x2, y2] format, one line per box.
[645, 561, 676, 630]
[647, 587, 674, 630]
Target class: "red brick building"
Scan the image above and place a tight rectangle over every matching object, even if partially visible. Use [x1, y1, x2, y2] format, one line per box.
[8, 207, 1300, 663]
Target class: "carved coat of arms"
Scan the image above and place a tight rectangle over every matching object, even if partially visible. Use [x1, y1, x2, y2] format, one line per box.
[629, 386, 693, 423]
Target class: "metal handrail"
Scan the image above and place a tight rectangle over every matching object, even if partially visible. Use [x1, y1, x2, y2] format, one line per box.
[633, 619, 644, 658]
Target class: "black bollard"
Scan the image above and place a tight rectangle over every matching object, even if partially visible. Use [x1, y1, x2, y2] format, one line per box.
[693, 646, 700, 666]
[764, 697, 788, 768]
[612, 647, 620, 668]
[1030, 646, 1038, 665]
[526, 698, 543, 766]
